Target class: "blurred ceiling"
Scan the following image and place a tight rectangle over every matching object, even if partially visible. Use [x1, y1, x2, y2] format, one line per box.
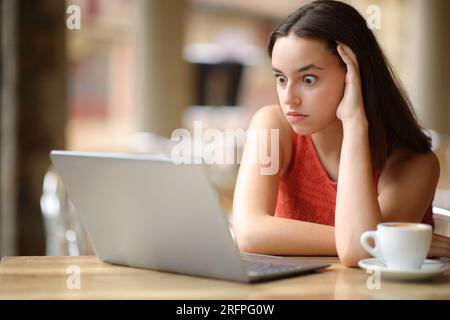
[190, 0, 310, 20]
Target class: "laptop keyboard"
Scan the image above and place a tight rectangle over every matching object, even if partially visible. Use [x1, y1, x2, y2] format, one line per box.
[244, 260, 303, 276]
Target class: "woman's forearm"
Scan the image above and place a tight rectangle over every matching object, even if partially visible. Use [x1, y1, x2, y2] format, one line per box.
[335, 117, 383, 266]
[234, 215, 337, 256]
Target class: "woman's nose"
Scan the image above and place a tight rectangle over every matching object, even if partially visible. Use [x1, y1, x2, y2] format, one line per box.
[283, 84, 301, 106]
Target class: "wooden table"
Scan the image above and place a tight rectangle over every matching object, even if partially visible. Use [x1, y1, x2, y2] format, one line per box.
[0, 256, 448, 299]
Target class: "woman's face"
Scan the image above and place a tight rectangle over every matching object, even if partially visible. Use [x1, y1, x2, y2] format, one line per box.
[271, 34, 346, 135]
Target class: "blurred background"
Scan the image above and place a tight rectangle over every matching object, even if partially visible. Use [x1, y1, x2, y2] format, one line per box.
[0, 0, 449, 257]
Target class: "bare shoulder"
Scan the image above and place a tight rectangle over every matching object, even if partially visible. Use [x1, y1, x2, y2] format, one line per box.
[377, 146, 440, 222]
[249, 105, 294, 175]
[379, 146, 440, 189]
[251, 105, 290, 129]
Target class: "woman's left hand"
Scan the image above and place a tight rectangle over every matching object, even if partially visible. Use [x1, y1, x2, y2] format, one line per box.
[428, 233, 450, 259]
[335, 42, 367, 124]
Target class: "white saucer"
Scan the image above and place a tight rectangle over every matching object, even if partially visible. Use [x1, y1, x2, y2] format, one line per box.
[358, 258, 450, 281]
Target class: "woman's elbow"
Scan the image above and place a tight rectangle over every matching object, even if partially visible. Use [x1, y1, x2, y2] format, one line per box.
[339, 255, 361, 268]
[337, 247, 365, 268]
[233, 227, 256, 253]
[234, 236, 259, 254]
[232, 212, 261, 252]
[232, 222, 265, 254]
[235, 239, 255, 253]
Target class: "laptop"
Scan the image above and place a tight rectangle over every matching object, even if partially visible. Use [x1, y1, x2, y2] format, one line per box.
[50, 150, 330, 283]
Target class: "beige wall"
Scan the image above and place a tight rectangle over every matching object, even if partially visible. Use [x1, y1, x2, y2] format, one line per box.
[411, 0, 450, 135]
[135, 0, 191, 138]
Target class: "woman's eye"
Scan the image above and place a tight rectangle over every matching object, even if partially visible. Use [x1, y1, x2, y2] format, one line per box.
[303, 75, 317, 85]
[275, 75, 287, 86]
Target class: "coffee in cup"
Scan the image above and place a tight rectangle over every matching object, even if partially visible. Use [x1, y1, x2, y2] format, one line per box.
[360, 222, 432, 271]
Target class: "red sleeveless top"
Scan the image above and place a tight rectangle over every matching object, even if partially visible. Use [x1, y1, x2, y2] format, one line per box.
[274, 134, 434, 227]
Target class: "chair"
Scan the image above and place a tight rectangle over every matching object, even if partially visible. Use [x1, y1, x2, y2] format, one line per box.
[40, 166, 92, 256]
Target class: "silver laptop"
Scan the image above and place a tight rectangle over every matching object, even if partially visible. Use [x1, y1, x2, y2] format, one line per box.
[50, 150, 330, 283]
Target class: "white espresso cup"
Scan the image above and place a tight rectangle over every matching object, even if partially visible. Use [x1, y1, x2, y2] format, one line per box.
[360, 222, 432, 271]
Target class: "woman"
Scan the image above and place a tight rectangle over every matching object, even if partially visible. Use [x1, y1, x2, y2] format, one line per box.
[232, 0, 450, 267]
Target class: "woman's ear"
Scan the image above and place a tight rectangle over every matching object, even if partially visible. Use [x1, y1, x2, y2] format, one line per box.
[332, 47, 347, 70]
[326, 39, 345, 69]
[328, 40, 347, 71]
[338, 57, 347, 70]
[336, 51, 347, 70]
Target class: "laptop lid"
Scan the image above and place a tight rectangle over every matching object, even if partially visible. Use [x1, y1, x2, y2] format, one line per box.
[50, 150, 250, 282]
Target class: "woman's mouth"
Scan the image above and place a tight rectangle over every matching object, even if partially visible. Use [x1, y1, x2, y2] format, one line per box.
[287, 112, 309, 123]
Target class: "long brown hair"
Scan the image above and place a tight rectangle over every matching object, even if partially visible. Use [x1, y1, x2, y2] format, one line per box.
[267, 0, 431, 170]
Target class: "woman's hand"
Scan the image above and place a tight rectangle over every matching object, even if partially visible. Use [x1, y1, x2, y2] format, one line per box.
[335, 42, 367, 125]
[428, 233, 450, 259]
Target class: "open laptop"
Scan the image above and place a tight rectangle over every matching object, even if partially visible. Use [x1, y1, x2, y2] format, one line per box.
[50, 151, 330, 283]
